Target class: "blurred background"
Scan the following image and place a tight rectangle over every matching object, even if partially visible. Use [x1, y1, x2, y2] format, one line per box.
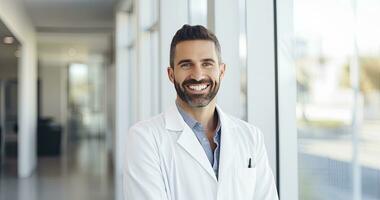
[0, 0, 378, 200]
[295, 0, 380, 199]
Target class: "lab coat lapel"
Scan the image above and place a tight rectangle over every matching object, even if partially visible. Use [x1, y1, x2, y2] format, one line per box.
[177, 126, 217, 181]
[164, 105, 217, 182]
[216, 105, 237, 182]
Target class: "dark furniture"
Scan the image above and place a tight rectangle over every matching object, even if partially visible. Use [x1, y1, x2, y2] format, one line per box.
[37, 118, 62, 156]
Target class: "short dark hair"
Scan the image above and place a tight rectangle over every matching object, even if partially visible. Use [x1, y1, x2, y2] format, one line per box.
[169, 24, 221, 67]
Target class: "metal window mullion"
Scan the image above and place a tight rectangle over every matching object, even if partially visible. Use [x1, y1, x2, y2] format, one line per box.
[350, 0, 362, 199]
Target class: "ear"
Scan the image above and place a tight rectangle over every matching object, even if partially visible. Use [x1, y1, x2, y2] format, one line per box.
[219, 63, 226, 80]
[167, 66, 175, 83]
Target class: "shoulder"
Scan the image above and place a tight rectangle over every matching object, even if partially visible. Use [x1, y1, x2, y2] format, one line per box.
[223, 113, 265, 146]
[129, 113, 165, 133]
[226, 114, 262, 134]
[222, 113, 270, 159]
[127, 113, 166, 144]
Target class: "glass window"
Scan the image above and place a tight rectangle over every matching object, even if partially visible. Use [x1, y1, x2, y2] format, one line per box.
[68, 62, 106, 138]
[357, 0, 380, 199]
[295, 0, 380, 199]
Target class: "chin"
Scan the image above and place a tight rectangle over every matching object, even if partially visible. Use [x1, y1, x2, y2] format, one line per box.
[187, 99, 212, 108]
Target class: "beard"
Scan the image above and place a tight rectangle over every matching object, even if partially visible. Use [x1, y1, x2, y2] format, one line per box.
[174, 76, 220, 107]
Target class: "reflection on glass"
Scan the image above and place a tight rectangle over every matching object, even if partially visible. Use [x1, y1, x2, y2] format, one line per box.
[295, 0, 380, 199]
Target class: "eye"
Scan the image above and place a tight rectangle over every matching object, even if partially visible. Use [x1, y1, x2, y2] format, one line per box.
[202, 62, 213, 68]
[180, 63, 192, 68]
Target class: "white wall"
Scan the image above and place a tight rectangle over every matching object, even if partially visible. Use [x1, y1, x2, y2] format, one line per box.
[0, 0, 38, 177]
[39, 65, 67, 125]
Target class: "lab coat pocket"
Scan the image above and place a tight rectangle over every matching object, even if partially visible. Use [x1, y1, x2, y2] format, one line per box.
[236, 168, 257, 199]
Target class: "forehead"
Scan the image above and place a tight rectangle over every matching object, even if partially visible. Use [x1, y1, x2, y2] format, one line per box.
[174, 40, 218, 63]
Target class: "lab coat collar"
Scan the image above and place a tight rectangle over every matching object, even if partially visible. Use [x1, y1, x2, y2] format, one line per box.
[164, 103, 237, 182]
[164, 104, 186, 131]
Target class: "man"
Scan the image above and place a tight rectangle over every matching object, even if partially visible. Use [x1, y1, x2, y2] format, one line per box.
[123, 24, 278, 200]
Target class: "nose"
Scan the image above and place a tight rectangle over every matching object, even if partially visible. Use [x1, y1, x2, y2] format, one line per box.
[190, 63, 204, 81]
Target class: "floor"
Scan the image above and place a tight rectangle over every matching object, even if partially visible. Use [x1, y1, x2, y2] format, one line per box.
[0, 139, 114, 200]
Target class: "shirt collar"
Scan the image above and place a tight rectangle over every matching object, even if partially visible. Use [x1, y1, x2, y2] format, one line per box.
[176, 102, 198, 129]
[176, 101, 222, 134]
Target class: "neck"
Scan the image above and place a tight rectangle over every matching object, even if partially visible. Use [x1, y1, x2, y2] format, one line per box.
[176, 98, 218, 132]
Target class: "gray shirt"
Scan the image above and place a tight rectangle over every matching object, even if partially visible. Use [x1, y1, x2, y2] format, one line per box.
[176, 104, 221, 178]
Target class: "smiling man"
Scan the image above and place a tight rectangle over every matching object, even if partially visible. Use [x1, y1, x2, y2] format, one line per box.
[123, 25, 279, 200]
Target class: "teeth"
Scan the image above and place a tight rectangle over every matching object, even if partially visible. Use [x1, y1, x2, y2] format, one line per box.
[189, 84, 208, 91]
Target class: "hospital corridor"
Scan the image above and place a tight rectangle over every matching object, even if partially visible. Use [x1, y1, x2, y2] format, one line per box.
[0, 0, 379, 200]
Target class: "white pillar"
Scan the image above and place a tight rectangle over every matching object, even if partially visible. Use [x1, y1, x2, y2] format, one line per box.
[208, 0, 242, 118]
[277, 0, 298, 198]
[158, 0, 189, 111]
[18, 42, 38, 178]
[136, 0, 153, 120]
[0, 0, 38, 178]
[246, 0, 278, 180]
[114, 11, 129, 200]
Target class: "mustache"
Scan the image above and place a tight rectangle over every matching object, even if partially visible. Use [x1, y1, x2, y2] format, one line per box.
[182, 79, 212, 86]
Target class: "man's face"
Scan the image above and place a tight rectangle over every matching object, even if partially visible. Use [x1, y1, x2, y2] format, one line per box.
[168, 40, 225, 107]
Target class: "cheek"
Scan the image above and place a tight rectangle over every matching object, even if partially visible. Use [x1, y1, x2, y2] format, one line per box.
[211, 70, 222, 81]
[173, 74, 185, 85]
[174, 71, 189, 82]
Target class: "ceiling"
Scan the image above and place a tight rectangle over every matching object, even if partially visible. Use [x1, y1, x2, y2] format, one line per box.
[0, 19, 20, 67]
[37, 32, 112, 66]
[21, 0, 118, 65]
[23, 0, 117, 31]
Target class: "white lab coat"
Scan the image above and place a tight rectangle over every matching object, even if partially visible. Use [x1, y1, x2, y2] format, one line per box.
[123, 104, 279, 200]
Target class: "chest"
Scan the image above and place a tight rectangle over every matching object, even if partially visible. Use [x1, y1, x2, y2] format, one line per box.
[157, 131, 257, 200]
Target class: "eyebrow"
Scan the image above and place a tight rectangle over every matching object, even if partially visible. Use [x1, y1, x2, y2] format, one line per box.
[201, 58, 216, 63]
[176, 58, 216, 66]
[177, 59, 192, 66]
